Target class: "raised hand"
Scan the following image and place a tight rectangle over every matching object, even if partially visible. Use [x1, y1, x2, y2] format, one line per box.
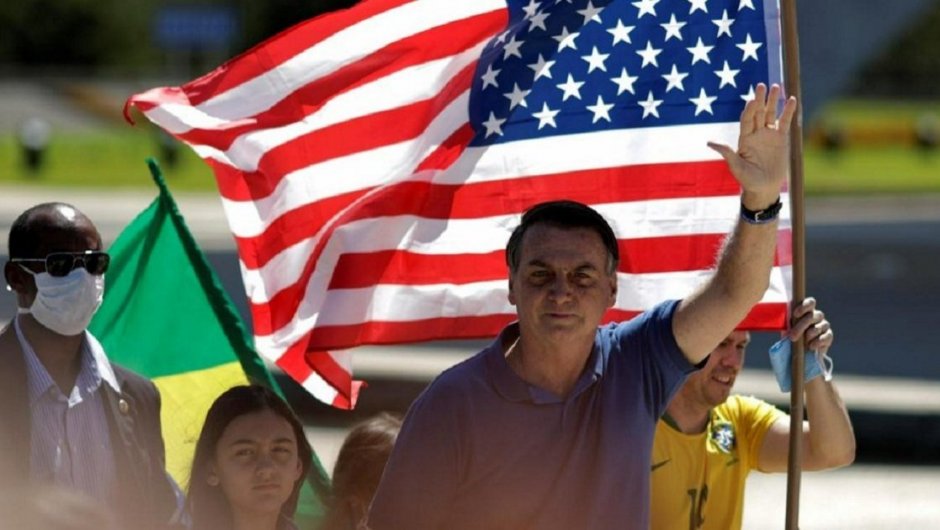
[707, 83, 798, 210]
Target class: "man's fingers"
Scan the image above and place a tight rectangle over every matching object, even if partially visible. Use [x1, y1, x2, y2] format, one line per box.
[808, 327, 834, 355]
[790, 307, 824, 341]
[805, 318, 830, 343]
[778, 96, 798, 133]
[740, 83, 765, 135]
[707, 141, 736, 162]
[764, 84, 782, 127]
[789, 314, 812, 340]
[751, 83, 769, 132]
[791, 297, 816, 320]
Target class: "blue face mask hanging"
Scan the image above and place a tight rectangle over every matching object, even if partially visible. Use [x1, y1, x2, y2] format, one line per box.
[768, 338, 834, 393]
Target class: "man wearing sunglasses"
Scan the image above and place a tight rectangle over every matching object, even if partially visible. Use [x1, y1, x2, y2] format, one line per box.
[0, 203, 178, 529]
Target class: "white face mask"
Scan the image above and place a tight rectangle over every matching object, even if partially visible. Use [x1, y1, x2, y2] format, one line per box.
[19, 266, 105, 336]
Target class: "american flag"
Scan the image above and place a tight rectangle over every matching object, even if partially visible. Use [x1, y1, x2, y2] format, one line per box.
[127, 0, 791, 409]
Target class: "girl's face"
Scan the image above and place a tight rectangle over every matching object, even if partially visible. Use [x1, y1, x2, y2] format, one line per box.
[208, 409, 304, 519]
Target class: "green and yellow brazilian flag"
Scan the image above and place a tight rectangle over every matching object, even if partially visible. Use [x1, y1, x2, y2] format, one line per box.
[89, 160, 329, 524]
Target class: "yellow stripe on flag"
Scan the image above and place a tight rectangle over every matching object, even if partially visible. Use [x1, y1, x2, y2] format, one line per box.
[154, 361, 249, 485]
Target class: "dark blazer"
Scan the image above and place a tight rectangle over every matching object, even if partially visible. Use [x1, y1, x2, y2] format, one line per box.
[0, 324, 178, 529]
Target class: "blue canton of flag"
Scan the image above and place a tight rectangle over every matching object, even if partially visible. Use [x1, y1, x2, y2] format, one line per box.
[470, 0, 782, 145]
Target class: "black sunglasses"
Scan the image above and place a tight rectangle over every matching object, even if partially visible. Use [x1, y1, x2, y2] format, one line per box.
[12, 251, 110, 277]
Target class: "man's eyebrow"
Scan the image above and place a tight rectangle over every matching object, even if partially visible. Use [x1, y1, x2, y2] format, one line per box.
[524, 259, 599, 270]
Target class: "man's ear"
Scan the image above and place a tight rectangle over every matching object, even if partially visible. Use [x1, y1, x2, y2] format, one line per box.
[4, 262, 18, 291]
[507, 277, 516, 306]
[607, 273, 617, 308]
[4, 261, 34, 305]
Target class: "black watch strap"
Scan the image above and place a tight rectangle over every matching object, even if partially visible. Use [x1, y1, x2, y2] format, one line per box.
[740, 197, 782, 224]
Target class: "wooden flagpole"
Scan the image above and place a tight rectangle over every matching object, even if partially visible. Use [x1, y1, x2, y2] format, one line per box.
[780, 0, 806, 528]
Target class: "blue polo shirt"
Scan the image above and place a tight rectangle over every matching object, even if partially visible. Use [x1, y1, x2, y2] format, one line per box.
[369, 300, 696, 530]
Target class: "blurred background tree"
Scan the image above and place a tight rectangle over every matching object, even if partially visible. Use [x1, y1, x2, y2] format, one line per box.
[0, 0, 358, 76]
[853, 3, 940, 98]
[1, 0, 938, 96]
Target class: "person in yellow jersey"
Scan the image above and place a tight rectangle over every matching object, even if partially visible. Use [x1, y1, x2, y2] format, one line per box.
[650, 297, 856, 530]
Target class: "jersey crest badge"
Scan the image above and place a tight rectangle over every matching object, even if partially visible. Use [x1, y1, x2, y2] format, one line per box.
[710, 421, 736, 454]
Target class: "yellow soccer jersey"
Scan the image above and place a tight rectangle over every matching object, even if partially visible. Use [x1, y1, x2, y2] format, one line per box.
[650, 395, 785, 530]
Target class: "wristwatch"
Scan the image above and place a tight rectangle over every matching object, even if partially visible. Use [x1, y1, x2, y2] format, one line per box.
[740, 196, 783, 224]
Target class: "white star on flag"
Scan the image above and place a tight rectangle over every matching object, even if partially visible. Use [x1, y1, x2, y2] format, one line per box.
[636, 41, 663, 68]
[532, 102, 560, 129]
[586, 95, 614, 123]
[481, 112, 506, 137]
[611, 67, 639, 95]
[712, 10, 735, 38]
[632, 0, 660, 18]
[529, 11, 550, 31]
[690, 87, 717, 115]
[528, 54, 556, 80]
[577, 1, 605, 24]
[714, 61, 740, 88]
[660, 14, 686, 41]
[503, 35, 524, 59]
[607, 19, 635, 45]
[556, 74, 585, 101]
[662, 64, 689, 92]
[687, 37, 713, 65]
[522, 0, 540, 18]
[638, 90, 663, 118]
[737, 33, 763, 61]
[582, 46, 610, 72]
[553, 26, 579, 51]
[688, 0, 708, 14]
[741, 84, 757, 101]
[481, 64, 500, 89]
[503, 83, 531, 109]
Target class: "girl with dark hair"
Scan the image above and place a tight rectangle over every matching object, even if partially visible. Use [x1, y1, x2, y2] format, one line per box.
[187, 385, 312, 530]
[320, 413, 402, 530]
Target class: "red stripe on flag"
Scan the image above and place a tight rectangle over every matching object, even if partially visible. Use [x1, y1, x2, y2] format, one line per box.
[307, 314, 516, 350]
[275, 341, 358, 409]
[274, 341, 312, 381]
[325, 233, 791, 289]
[173, 13, 500, 154]
[234, 160, 740, 269]
[299, 301, 790, 351]
[211, 62, 477, 203]
[304, 351, 353, 400]
[414, 122, 476, 173]
[605, 303, 789, 332]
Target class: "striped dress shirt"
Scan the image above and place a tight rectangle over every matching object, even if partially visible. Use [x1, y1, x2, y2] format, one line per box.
[15, 316, 119, 506]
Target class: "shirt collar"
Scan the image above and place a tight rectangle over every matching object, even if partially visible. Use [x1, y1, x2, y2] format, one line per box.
[15, 316, 120, 405]
[85, 330, 121, 393]
[485, 322, 605, 404]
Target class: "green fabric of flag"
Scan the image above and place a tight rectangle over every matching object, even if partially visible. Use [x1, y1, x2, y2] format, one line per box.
[89, 159, 329, 525]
